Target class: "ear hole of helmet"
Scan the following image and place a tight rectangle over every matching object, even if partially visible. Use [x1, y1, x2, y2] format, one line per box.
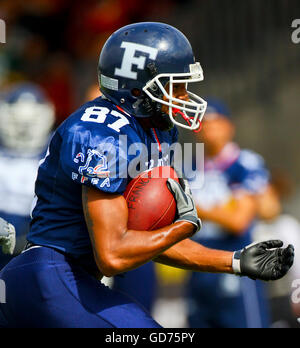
[131, 88, 142, 97]
[141, 81, 164, 116]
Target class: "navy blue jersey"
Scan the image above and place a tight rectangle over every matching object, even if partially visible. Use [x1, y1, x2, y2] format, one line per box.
[28, 97, 178, 256]
[190, 142, 269, 251]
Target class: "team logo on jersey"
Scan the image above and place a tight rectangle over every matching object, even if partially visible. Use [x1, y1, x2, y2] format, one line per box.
[74, 149, 110, 179]
[115, 41, 158, 80]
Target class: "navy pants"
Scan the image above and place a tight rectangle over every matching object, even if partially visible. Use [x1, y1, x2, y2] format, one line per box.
[0, 246, 161, 328]
[113, 262, 157, 313]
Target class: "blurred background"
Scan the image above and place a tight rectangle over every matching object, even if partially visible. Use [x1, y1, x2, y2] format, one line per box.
[0, 0, 300, 328]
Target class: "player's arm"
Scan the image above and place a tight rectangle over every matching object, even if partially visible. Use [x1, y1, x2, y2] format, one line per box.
[154, 238, 233, 273]
[196, 191, 257, 235]
[155, 178, 294, 281]
[154, 237, 294, 281]
[82, 185, 196, 277]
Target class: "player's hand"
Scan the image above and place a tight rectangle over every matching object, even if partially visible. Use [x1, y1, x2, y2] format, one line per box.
[232, 240, 294, 281]
[167, 178, 201, 234]
[0, 217, 16, 255]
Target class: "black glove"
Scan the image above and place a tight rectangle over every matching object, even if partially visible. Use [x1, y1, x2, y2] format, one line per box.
[232, 240, 294, 281]
[167, 177, 201, 234]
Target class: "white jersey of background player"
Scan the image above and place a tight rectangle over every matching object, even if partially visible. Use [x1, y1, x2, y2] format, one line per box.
[0, 83, 55, 265]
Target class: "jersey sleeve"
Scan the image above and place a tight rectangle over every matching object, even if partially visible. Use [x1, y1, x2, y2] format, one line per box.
[59, 125, 129, 194]
[235, 150, 270, 194]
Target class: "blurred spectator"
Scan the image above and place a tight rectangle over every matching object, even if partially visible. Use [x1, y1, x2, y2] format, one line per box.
[0, 0, 179, 118]
[66, 0, 178, 59]
[38, 53, 74, 125]
[186, 99, 271, 328]
[20, 34, 49, 80]
[0, 82, 55, 269]
[252, 170, 300, 328]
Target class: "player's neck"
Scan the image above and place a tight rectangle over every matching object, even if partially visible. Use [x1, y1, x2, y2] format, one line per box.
[137, 114, 174, 132]
[137, 118, 154, 132]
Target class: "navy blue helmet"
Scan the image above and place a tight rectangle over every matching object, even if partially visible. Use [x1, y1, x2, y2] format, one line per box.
[98, 22, 207, 131]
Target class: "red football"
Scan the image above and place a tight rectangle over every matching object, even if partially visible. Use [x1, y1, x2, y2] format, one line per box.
[124, 166, 179, 231]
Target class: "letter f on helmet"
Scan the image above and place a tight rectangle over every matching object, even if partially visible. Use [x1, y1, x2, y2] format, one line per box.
[115, 42, 158, 80]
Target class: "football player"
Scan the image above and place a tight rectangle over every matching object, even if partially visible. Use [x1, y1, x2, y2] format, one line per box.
[0, 83, 55, 268]
[186, 99, 274, 328]
[0, 23, 294, 328]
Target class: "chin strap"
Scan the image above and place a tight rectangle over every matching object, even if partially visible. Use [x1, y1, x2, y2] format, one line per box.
[172, 108, 202, 133]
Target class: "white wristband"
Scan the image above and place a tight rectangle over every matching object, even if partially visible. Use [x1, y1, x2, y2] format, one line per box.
[232, 251, 242, 275]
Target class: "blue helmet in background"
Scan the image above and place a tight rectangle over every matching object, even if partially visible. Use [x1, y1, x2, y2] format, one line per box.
[98, 22, 207, 131]
[0, 83, 55, 153]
